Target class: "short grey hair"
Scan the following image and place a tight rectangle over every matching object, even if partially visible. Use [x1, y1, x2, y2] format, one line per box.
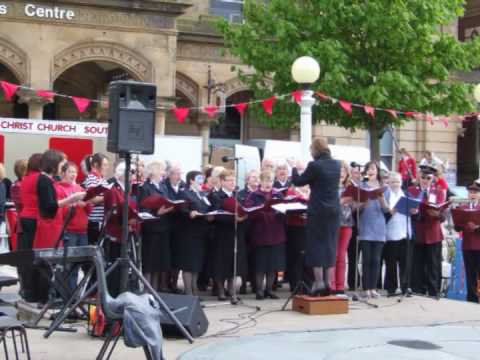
[145, 160, 166, 178]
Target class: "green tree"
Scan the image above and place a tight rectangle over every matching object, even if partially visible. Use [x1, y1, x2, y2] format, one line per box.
[219, 0, 480, 160]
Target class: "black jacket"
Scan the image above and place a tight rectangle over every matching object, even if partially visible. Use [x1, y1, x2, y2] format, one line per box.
[291, 153, 341, 215]
[138, 179, 170, 233]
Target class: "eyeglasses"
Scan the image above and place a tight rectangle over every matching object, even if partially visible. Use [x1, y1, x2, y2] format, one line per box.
[421, 175, 433, 180]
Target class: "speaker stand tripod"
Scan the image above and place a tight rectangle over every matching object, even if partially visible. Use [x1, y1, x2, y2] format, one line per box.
[281, 250, 310, 311]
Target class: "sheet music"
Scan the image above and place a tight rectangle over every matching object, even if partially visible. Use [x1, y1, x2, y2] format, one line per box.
[271, 202, 307, 214]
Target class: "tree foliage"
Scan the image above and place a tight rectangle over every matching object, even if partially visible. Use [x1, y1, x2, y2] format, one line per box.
[218, 0, 480, 156]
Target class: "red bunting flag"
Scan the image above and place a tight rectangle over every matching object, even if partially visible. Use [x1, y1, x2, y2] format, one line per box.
[404, 111, 415, 118]
[315, 92, 330, 101]
[234, 102, 248, 117]
[338, 100, 352, 116]
[291, 90, 303, 104]
[364, 105, 375, 118]
[424, 113, 434, 125]
[71, 97, 91, 113]
[171, 107, 189, 124]
[262, 96, 276, 116]
[203, 105, 219, 118]
[441, 116, 449, 128]
[0, 81, 19, 102]
[386, 109, 398, 119]
[37, 90, 55, 100]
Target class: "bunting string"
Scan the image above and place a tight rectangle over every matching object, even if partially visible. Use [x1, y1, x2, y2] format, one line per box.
[0, 79, 476, 126]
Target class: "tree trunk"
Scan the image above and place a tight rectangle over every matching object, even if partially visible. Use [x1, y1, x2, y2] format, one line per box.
[369, 125, 381, 162]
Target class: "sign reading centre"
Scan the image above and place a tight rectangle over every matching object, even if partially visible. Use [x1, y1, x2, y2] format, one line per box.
[0, 3, 75, 20]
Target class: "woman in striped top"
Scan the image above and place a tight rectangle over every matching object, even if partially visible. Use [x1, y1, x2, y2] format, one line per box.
[84, 153, 109, 245]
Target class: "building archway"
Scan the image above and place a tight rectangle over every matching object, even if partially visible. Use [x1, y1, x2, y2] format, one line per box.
[0, 37, 29, 84]
[49, 60, 139, 121]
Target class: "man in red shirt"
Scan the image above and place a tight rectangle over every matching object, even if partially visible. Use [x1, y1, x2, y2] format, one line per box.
[397, 148, 417, 189]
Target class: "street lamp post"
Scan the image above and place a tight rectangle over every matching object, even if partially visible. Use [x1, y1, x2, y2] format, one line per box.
[291, 56, 320, 160]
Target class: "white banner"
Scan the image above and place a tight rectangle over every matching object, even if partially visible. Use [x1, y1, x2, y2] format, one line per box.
[0, 117, 108, 137]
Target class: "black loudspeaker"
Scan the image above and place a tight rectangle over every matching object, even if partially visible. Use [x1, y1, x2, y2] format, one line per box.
[107, 81, 156, 154]
[157, 293, 209, 338]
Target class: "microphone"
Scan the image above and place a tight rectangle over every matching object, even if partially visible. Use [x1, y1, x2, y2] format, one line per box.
[221, 156, 243, 162]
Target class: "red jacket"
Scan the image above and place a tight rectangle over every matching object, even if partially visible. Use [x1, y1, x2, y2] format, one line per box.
[408, 185, 446, 245]
[456, 203, 480, 251]
[58, 182, 90, 234]
[397, 157, 417, 182]
[19, 171, 40, 219]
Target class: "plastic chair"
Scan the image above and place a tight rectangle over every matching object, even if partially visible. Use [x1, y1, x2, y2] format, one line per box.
[0, 316, 31, 360]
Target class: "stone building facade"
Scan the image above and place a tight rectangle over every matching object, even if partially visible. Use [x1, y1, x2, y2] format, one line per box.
[0, 0, 477, 181]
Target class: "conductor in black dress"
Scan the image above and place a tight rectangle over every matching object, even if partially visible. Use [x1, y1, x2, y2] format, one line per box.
[289, 138, 341, 296]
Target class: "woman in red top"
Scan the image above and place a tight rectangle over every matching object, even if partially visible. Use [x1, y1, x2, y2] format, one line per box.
[397, 148, 417, 189]
[17, 153, 42, 302]
[58, 161, 91, 290]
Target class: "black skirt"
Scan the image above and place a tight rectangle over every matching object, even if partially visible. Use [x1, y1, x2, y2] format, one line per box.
[141, 230, 171, 273]
[254, 243, 286, 273]
[305, 211, 339, 268]
[178, 218, 210, 273]
[210, 222, 248, 279]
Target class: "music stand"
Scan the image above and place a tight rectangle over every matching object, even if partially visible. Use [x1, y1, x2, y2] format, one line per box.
[281, 249, 310, 311]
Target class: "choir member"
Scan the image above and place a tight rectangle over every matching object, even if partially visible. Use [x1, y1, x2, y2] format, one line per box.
[409, 165, 446, 298]
[11, 159, 27, 213]
[285, 180, 310, 293]
[357, 161, 389, 298]
[34, 150, 85, 302]
[17, 153, 42, 302]
[102, 162, 137, 297]
[273, 161, 291, 189]
[84, 153, 110, 245]
[347, 162, 363, 290]
[238, 169, 260, 294]
[58, 162, 91, 290]
[209, 170, 248, 300]
[289, 138, 341, 296]
[138, 161, 174, 291]
[454, 180, 480, 303]
[178, 171, 213, 296]
[164, 162, 186, 292]
[245, 170, 286, 300]
[261, 158, 276, 173]
[384, 172, 412, 296]
[331, 161, 353, 294]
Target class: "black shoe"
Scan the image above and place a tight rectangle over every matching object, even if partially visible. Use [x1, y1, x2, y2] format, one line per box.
[387, 291, 397, 297]
[255, 292, 265, 300]
[264, 291, 279, 299]
[218, 295, 227, 301]
[311, 287, 331, 297]
[239, 285, 247, 295]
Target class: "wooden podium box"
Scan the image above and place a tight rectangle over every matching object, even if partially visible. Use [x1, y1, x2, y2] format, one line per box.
[292, 295, 349, 315]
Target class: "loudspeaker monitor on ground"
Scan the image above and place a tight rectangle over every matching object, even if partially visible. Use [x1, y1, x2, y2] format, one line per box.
[107, 81, 156, 155]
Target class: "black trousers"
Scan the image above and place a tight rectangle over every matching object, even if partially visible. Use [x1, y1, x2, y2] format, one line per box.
[360, 241, 384, 290]
[17, 218, 37, 302]
[462, 250, 480, 303]
[347, 225, 361, 290]
[87, 221, 102, 245]
[384, 239, 413, 293]
[412, 242, 442, 297]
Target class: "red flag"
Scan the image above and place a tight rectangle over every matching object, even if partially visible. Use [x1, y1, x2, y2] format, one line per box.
[441, 116, 449, 128]
[71, 97, 91, 113]
[338, 100, 352, 116]
[234, 102, 248, 117]
[37, 90, 55, 100]
[172, 107, 189, 124]
[203, 105, 219, 118]
[364, 105, 375, 118]
[425, 113, 434, 125]
[0, 81, 19, 102]
[291, 90, 303, 104]
[386, 109, 398, 119]
[315, 92, 330, 101]
[262, 96, 276, 116]
[404, 111, 415, 117]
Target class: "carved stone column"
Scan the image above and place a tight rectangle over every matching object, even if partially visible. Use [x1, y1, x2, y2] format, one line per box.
[156, 97, 176, 136]
[197, 113, 218, 168]
[17, 89, 53, 120]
